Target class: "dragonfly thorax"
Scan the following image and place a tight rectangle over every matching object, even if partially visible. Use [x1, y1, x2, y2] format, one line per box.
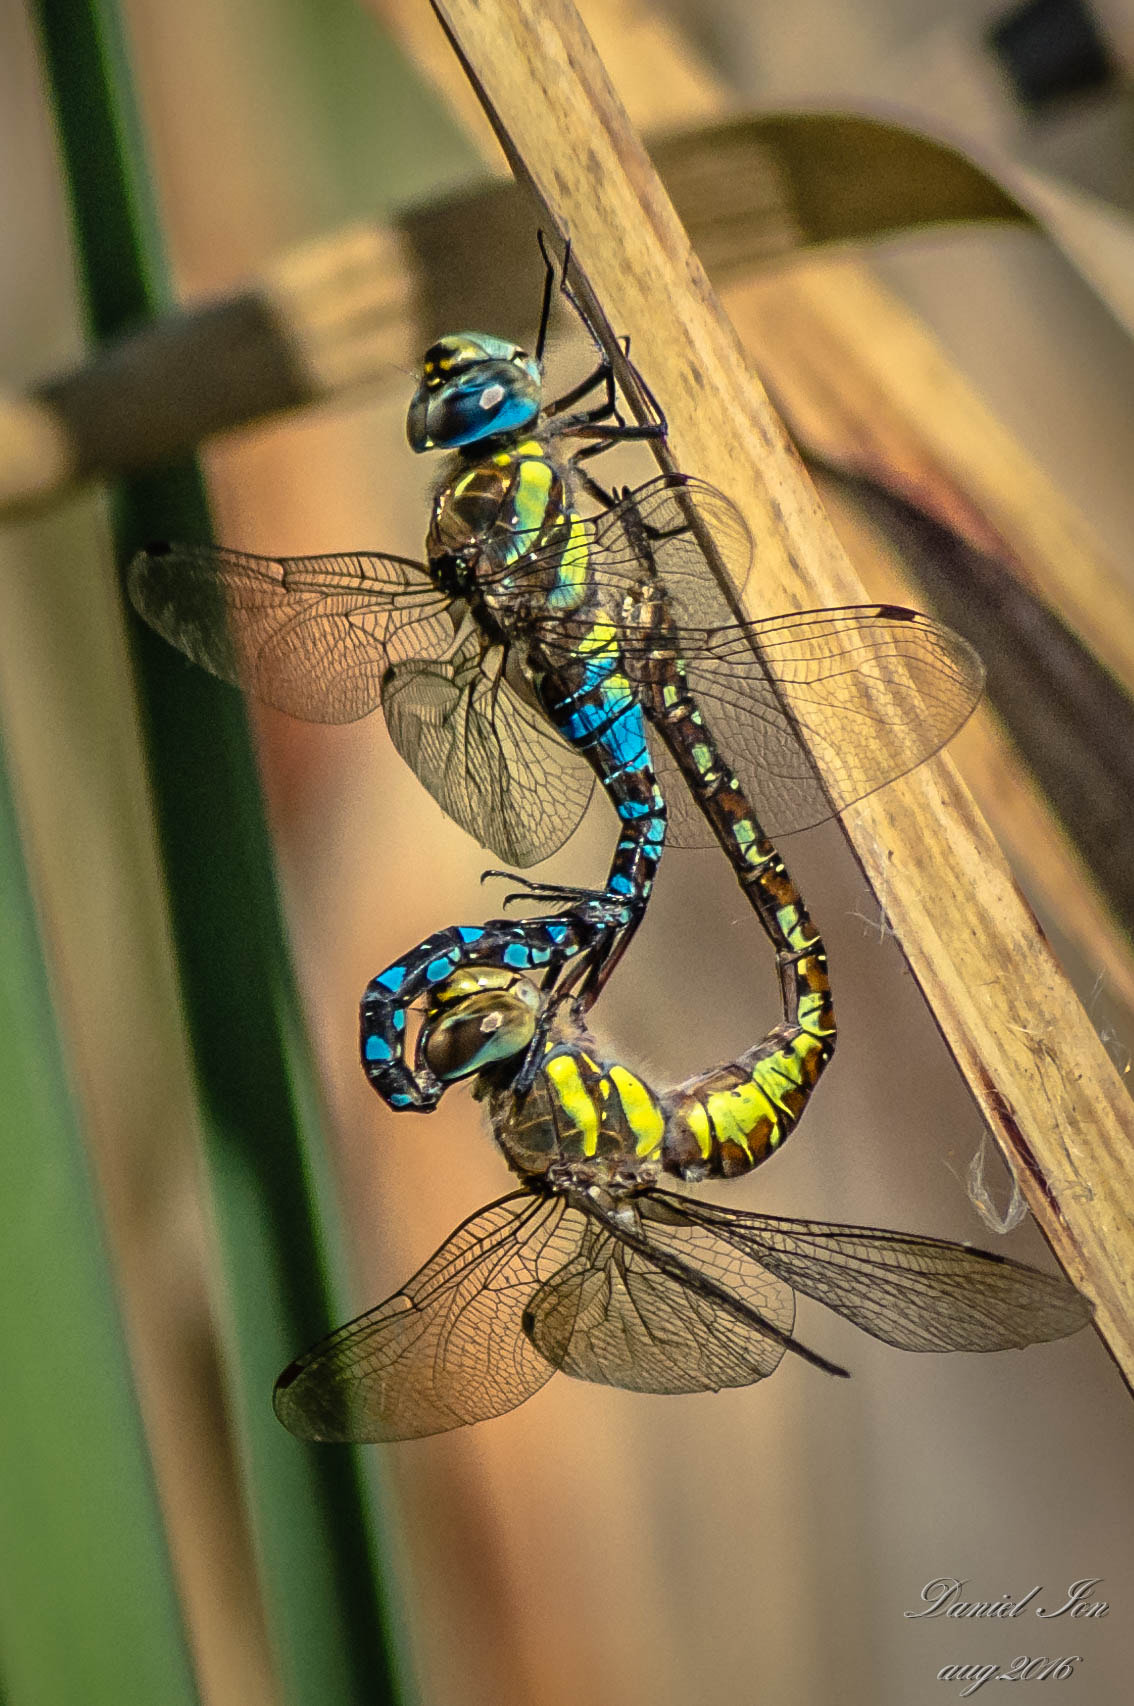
[424, 438, 583, 627]
[487, 1043, 667, 1193]
[421, 968, 668, 1188]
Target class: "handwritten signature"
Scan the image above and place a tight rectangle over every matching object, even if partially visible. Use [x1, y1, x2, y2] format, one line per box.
[905, 1577, 1109, 1621]
[906, 1578, 1109, 1698]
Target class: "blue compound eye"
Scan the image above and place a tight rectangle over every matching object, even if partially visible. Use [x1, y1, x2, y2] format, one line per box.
[407, 336, 542, 451]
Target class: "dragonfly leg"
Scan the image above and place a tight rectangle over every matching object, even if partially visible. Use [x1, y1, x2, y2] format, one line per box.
[549, 247, 670, 436]
[503, 883, 600, 906]
[542, 358, 619, 423]
[484, 869, 615, 910]
[555, 420, 667, 452]
[573, 466, 621, 510]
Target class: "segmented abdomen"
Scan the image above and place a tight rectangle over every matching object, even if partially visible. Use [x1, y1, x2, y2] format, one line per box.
[629, 594, 836, 1178]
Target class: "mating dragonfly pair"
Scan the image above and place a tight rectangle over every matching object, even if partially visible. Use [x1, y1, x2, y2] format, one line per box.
[130, 263, 1089, 1440]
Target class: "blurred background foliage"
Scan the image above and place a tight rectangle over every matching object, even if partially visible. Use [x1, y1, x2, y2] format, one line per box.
[1, 1, 1133, 1704]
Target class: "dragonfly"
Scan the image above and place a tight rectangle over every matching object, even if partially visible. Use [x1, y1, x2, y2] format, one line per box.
[129, 266, 982, 1111]
[275, 960, 1090, 1443]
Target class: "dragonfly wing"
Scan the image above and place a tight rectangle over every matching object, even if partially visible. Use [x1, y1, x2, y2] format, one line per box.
[274, 1192, 582, 1442]
[128, 542, 455, 723]
[539, 476, 983, 841]
[576, 475, 756, 626]
[381, 631, 595, 866]
[523, 1200, 797, 1394]
[668, 1195, 1091, 1352]
[662, 606, 984, 839]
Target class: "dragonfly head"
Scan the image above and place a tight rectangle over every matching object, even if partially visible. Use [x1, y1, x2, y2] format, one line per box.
[420, 965, 541, 1083]
[407, 334, 542, 453]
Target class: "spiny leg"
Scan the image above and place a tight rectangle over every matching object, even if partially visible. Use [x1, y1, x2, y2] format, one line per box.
[544, 249, 670, 445]
[542, 356, 619, 424]
[543, 263, 668, 453]
[550, 242, 668, 428]
[483, 869, 608, 908]
[536, 234, 631, 428]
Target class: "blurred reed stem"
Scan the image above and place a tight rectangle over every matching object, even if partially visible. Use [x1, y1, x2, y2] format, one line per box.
[0, 730, 199, 1706]
[30, 1, 400, 1701]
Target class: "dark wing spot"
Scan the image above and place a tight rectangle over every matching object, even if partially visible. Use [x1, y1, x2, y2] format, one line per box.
[274, 1358, 303, 1393]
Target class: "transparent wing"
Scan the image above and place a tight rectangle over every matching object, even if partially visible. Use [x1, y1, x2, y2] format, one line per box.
[499, 474, 754, 628]
[129, 482, 983, 855]
[664, 1194, 1091, 1352]
[525, 477, 984, 841]
[127, 541, 456, 723]
[274, 1193, 584, 1442]
[524, 1199, 800, 1394]
[649, 604, 984, 842]
[381, 625, 595, 866]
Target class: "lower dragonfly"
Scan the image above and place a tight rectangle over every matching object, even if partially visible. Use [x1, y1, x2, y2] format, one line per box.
[129, 258, 983, 1111]
[276, 962, 1090, 1443]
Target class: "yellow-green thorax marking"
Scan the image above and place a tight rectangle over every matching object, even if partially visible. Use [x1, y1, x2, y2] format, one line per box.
[421, 963, 831, 1192]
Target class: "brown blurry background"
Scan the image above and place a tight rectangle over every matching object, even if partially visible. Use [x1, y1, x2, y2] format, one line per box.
[3, 1, 1134, 1703]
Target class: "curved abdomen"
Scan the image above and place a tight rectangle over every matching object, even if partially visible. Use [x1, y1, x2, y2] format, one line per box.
[631, 607, 836, 1179]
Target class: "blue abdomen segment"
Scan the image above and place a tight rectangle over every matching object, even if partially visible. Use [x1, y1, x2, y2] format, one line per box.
[559, 692, 650, 775]
[536, 655, 667, 963]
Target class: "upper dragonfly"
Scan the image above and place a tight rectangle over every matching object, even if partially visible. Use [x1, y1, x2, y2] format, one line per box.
[129, 285, 983, 1108]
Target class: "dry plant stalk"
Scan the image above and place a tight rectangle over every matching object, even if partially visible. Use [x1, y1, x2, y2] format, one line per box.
[730, 259, 1134, 700]
[820, 482, 1134, 1019]
[426, 0, 1134, 1380]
